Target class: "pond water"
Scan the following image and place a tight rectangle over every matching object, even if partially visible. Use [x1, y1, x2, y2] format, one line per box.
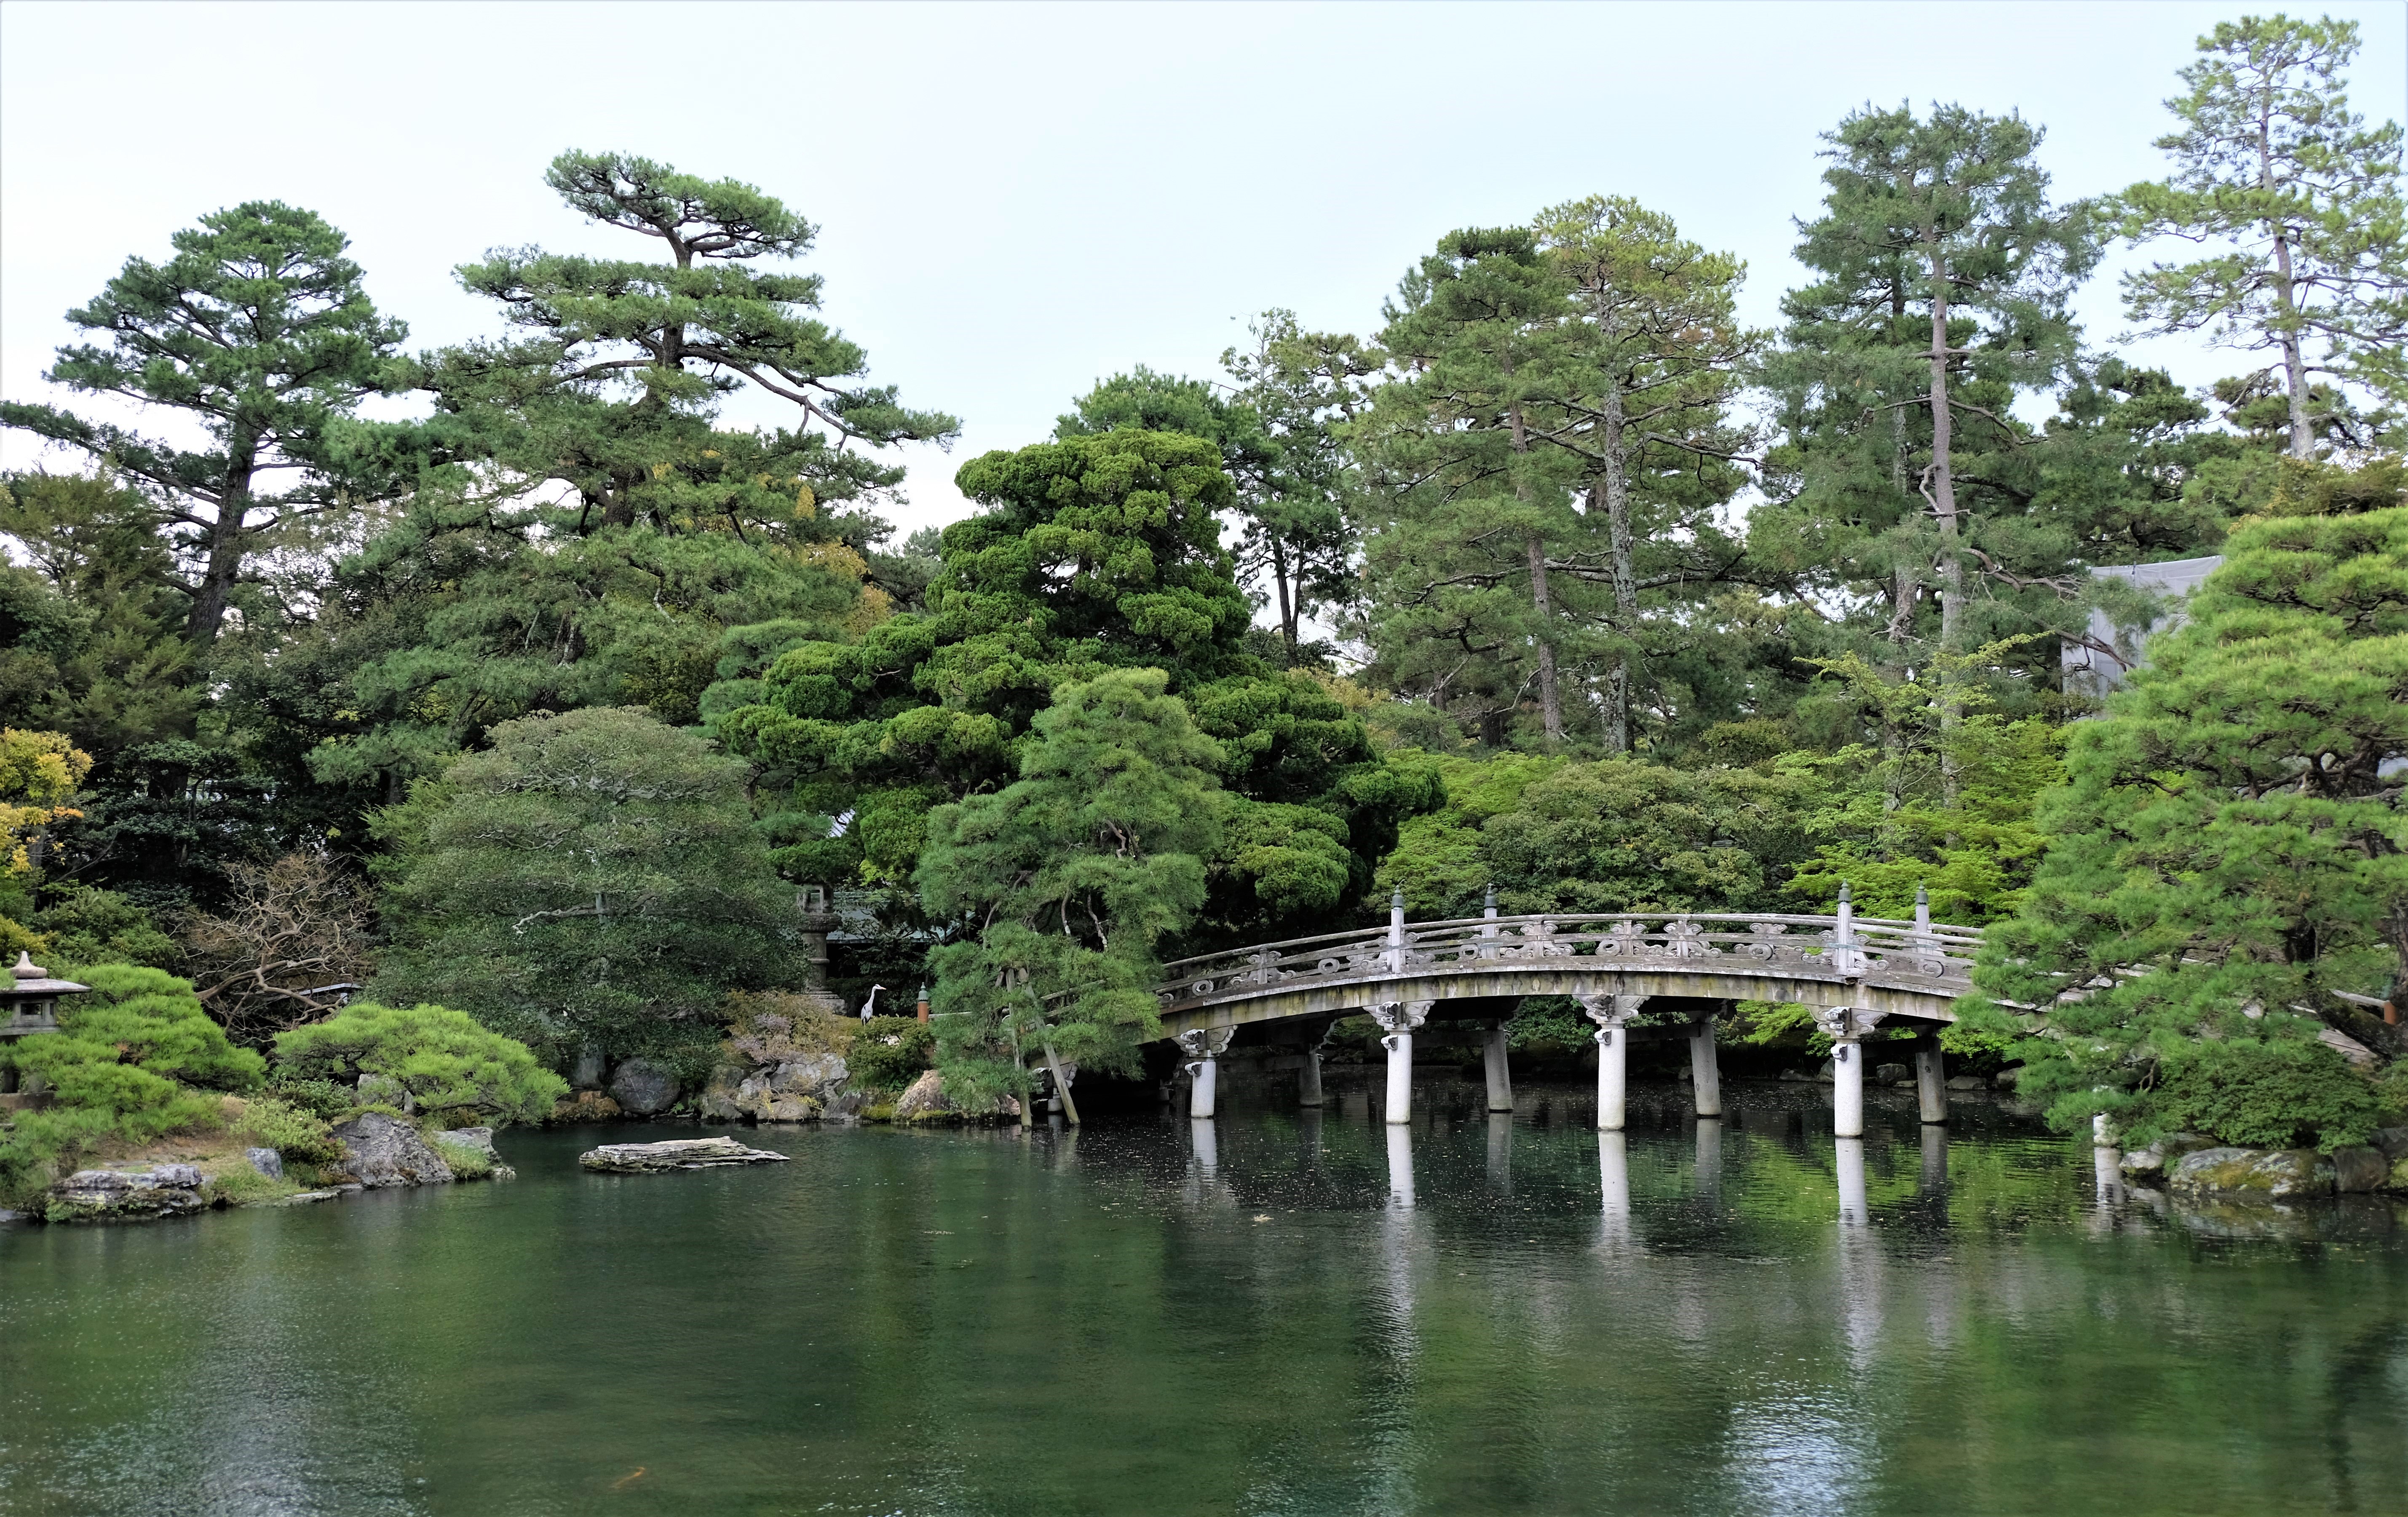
[3, 1079, 2404, 1517]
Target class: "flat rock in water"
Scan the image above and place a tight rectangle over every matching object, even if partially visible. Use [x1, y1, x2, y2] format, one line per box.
[578, 1136, 789, 1173]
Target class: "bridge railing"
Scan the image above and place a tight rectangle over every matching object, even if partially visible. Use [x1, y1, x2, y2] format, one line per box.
[1153, 911, 1982, 1010]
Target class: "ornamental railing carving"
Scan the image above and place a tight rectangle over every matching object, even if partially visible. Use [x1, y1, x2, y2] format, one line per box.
[1150, 912, 1981, 1015]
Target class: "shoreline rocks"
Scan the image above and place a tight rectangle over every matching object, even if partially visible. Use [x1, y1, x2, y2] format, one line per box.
[2169, 1146, 2334, 1200]
[46, 1163, 206, 1223]
[578, 1136, 789, 1173]
[326, 1112, 455, 1189]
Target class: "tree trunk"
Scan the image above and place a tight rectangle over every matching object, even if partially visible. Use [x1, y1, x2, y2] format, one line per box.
[1592, 376, 1640, 754]
[1508, 401, 1562, 745]
[2257, 107, 2315, 459]
[1926, 235, 1963, 806]
[1041, 1042, 1081, 1126]
[186, 436, 257, 644]
[1270, 539, 1298, 664]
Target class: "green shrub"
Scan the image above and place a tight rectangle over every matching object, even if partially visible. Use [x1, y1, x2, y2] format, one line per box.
[265, 1075, 353, 1121]
[39, 887, 180, 970]
[0, 964, 262, 1203]
[232, 1094, 343, 1164]
[273, 1002, 567, 1126]
[849, 1016, 934, 1089]
[2144, 1037, 2384, 1151]
[428, 1130, 495, 1179]
[203, 1162, 299, 1206]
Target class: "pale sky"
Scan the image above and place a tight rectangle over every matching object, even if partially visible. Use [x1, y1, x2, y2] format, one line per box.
[4, 1, 2403, 540]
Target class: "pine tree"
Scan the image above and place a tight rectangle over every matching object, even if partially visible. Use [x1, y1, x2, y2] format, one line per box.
[0, 203, 408, 644]
[2118, 14, 2408, 455]
[1968, 458, 2407, 1146]
[916, 670, 1224, 1116]
[1360, 227, 1587, 746]
[417, 150, 958, 537]
[1533, 197, 1760, 752]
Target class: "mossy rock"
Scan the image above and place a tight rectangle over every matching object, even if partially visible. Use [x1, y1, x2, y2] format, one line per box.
[2168, 1146, 2334, 1199]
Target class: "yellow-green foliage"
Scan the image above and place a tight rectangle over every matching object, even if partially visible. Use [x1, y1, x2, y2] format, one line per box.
[231, 1094, 342, 1163]
[273, 1002, 566, 1126]
[1375, 751, 1563, 916]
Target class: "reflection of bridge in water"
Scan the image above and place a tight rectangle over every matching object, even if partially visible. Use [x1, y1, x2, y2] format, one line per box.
[1180, 1108, 1969, 1231]
[1158, 886, 1983, 1142]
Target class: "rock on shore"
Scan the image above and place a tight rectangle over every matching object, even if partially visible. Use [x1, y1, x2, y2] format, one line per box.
[578, 1136, 789, 1173]
[327, 1112, 455, 1188]
[2169, 1146, 2334, 1199]
[46, 1164, 206, 1223]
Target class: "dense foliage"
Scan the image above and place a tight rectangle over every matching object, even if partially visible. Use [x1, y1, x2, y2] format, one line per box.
[369, 706, 796, 1068]
[0, 17, 2398, 1146]
[274, 1001, 568, 1126]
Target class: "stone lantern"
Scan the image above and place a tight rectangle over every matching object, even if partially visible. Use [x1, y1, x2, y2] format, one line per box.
[1, 950, 87, 1108]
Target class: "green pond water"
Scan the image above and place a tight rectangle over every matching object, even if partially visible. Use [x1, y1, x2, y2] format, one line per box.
[3, 1079, 2405, 1517]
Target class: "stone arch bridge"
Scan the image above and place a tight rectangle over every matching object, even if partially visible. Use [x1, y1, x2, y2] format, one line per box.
[1150, 890, 1983, 1141]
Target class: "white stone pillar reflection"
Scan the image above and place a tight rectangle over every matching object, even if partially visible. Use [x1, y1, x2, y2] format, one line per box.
[1191, 1117, 1219, 1184]
[1695, 1116, 1723, 1201]
[1835, 1135, 1869, 1226]
[1386, 1121, 1415, 1209]
[1369, 1001, 1431, 1125]
[1486, 1111, 1512, 1195]
[1599, 1128, 1629, 1215]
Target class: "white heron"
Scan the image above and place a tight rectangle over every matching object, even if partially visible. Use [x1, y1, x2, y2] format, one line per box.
[859, 984, 886, 1021]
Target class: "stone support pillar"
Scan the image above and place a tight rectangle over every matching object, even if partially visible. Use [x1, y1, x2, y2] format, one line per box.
[1175, 1026, 1234, 1121]
[1482, 1020, 1514, 1113]
[1689, 1013, 1723, 1119]
[1298, 1042, 1324, 1108]
[1816, 1007, 1884, 1140]
[1915, 1030, 1947, 1125]
[1368, 1001, 1432, 1125]
[1578, 994, 1642, 1131]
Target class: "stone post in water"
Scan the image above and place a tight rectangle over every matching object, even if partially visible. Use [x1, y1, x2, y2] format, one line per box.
[1915, 1029, 1947, 1125]
[1579, 994, 1642, 1131]
[1689, 1009, 1723, 1119]
[1176, 1026, 1234, 1119]
[1369, 1001, 1432, 1124]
